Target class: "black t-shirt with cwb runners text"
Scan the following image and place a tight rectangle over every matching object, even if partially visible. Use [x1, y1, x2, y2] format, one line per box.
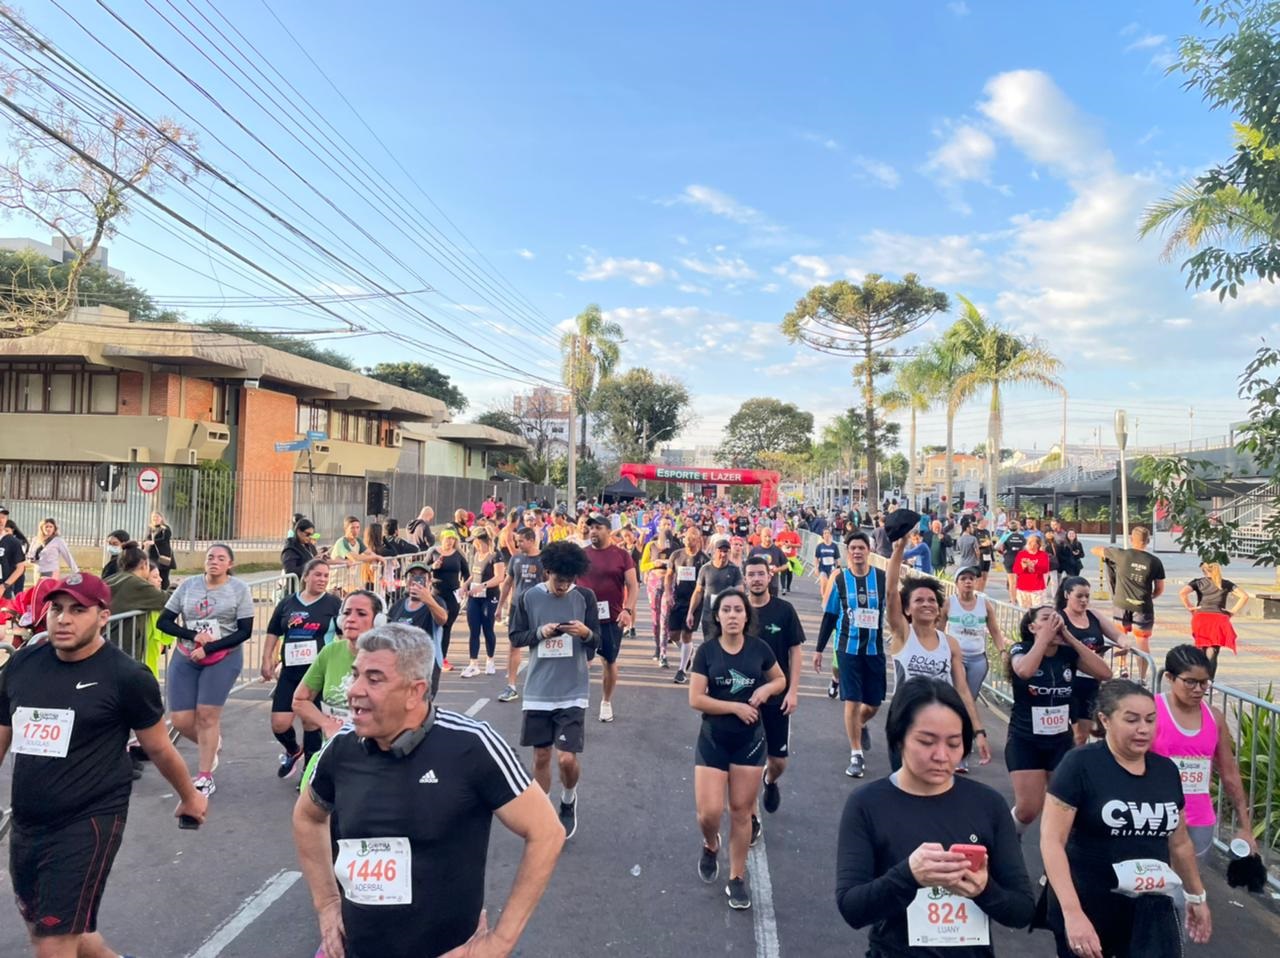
[691, 636, 777, 738]
[310, 709, 533, 958]
[0, 640, 164, 828]
[1103, 547, 1166, 617]
[267, 592, 342, 670]
[748, 597, 805, 681]
[506, 554, 546, 603]
[1008, 641, 1078, 739]
[1049, 740, 1184, 891]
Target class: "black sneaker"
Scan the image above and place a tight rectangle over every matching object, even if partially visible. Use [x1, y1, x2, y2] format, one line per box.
[726, 876, 751, 909]
[673, 668, 688, 685]
[861, 725, 872, 752]
[827, 679, 838, 699]
[698, 844, 719, 883]
[559, 799, 578, 839]
[277, 750, 304, 779]
[750, 814, 762, 847]
[845, 754, 866, 778]
[761, 771, 781, 814]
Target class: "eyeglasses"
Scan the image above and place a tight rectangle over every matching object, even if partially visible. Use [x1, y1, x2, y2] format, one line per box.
[1175, 676, 1213, 690]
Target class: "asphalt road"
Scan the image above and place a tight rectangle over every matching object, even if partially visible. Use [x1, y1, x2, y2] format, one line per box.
[2, 573, 1278, 957]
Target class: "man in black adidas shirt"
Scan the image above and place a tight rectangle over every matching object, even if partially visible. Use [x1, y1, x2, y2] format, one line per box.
[744, 556, 805, 820]
[0, 573, 207, 956]
[294, 622, 563, 958]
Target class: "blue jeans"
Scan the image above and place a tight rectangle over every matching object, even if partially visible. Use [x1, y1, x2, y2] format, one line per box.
[467, 595, 498, 659]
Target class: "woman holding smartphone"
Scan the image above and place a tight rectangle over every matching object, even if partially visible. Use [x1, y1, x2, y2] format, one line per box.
[837, 678, 1034, 955]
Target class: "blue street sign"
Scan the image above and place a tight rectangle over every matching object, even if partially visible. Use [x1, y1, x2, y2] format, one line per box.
[275, 439, 310, 452]
[306, 430, 328, 441]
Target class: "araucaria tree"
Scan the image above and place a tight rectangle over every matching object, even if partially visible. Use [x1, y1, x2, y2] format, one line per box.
[782, 273, 948, 505]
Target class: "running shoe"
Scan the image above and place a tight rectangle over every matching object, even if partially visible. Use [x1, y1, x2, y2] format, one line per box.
[726, 877, 751, 910]
[861, 726, 872, 752]
[698, 844, 719, 883]
[599, 701, 614, 723]
[193, 774, 216, 797]
[277, 750, 304, 779]
[827, 679, 838, 699]
[459, 664, 481, 678]
[441, 659, 454, 672]
[497, 685, 520, 703]
[761, 771, 781, 814]
[845, 754, 865, 778]
[485, 658, 496, 675]
[659, 655, 668, 669]
[673, 668, 688, 685]
[750, 814, 762, 847]
[559, 799, 578, 839]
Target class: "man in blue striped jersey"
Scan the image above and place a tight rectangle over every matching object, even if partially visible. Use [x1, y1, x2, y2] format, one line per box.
[812, 532, 889, 779]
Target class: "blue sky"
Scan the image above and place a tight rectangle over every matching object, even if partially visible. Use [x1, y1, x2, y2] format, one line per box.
[5, 0, 1268, 454]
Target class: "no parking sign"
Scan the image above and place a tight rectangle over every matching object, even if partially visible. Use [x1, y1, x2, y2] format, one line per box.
[137, 467, 162, 495]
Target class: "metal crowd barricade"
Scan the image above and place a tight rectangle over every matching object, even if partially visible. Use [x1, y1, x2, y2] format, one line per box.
[1206, 682, 1280, 890]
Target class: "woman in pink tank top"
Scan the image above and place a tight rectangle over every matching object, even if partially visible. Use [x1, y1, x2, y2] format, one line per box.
[1153, 644, 1256, 857]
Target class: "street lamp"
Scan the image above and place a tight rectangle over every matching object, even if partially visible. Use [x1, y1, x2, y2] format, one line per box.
[1114, 409, 1130, 541]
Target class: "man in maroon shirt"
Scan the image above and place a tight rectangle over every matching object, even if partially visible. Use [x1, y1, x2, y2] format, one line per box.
[578, 514, 639, 722]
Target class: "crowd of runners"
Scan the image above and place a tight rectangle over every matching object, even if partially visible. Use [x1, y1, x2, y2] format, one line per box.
[0, 492, 1267, 957]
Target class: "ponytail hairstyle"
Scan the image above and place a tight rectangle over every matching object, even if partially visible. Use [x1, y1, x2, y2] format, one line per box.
[1201, 561, 1224, 590]
[119, 541, 149, 574]
[1164, 643, 1211, 679]
[1093, 678, 1154, 737]
[1054, 575, 1091, 612]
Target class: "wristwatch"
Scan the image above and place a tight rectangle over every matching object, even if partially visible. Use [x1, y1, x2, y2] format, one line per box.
[1184, 890, 1207, 905]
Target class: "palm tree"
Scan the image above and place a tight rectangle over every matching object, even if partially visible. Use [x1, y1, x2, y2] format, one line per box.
[948, 295, 1063, 509]
[560, 303, 623, 456]
[1138, 182, 1278, 263]
[929, 334, 975, 512]
[881, 354, 944, 508]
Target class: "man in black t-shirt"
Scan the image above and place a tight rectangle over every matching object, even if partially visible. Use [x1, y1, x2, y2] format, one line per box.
[744, 556, 805, 821]
[747, 527, 788, 597]
[294, 622, 563, 958]
[1092, 526, 1165, 680]
[0, 573, 206, 955]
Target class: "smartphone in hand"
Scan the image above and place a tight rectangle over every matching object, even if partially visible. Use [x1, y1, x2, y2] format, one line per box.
[950, 843, 987, 872]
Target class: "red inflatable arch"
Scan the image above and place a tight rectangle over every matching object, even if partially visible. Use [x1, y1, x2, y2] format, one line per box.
[618, 463, 781, 508]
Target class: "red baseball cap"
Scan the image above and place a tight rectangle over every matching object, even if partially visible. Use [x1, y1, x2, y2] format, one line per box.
[46, 573, 113, 609]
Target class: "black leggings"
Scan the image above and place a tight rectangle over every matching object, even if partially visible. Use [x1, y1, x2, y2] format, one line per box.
[436, 591, 460, 659]
[468, 595, 497, 659]
[1204, 645, 1221, 680]
[780, 568, 793, 591]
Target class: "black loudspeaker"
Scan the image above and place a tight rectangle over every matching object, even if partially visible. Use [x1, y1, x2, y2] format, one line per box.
[366, 481, 390, 517]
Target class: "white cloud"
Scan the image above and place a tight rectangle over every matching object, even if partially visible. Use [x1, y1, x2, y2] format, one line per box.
[924, 124, 997, 184]
[678, 282, 711, 295]
[760, 282, 780, 294]
[676, 184, 765, 225]
[947, 1, 970, 16]
[773, 253, 863, 288]
[601, 306, 780, 370]
[1193, 282, 1280, 310]
[800, 131, 840, 151]
[1118, 22, 1141, 37]
[576, 254, 670, 286]
[852, 154, 901, 188]
[861, 229, 991, 284]
[516, 248, 535, 260]
[1125, 33, 1166, 52]
[1162, 317, 1193, 327]
[979, 70, 1109, 181]
[679, 254, 757, 280]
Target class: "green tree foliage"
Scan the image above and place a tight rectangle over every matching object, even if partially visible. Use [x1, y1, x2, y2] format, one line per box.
[0, 249, 184, 323]
[1139, 344, 1280, 572]
[473, 410, 525, 436]
[550, 455, 605, 496]
[782, 273, 948, 505]
[364, 362, 467, 414]
[560, 303, 623, 449]
[947, 296, 1062, 504]
[592, 368, 690, 463]
[718, 398, 814, 469]
[199, 319, 355, 371]
[1145, 0, 1280, 296]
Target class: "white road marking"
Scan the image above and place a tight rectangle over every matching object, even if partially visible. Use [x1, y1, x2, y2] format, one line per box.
[466, 698, 489, 716]
[186, 869, 301, 958]
[748, 838, 781, 958]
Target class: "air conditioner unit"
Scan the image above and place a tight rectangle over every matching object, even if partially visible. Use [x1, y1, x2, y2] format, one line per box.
[128, 447, 151, 463]
[388, 429, 403, 448]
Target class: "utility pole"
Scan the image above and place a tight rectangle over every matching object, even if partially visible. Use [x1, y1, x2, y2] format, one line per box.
[1115, 409, 1130, 542]
[1188, 405, 1195, 447]
[1060, 390, 1069, 471]
[566, 337, 577, 508]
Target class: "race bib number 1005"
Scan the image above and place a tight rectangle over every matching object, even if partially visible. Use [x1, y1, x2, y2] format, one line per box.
[1031, 705, 1070, 736]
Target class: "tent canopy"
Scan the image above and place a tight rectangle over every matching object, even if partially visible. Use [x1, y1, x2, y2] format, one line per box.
[601, 476, 643, 503]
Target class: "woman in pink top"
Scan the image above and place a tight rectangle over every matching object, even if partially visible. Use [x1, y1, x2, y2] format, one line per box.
[1152, 644, 1256, 857]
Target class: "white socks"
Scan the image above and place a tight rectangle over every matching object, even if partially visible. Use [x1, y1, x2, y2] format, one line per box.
[1011, 806, 1029, 836]
[562, 786, 577, 804]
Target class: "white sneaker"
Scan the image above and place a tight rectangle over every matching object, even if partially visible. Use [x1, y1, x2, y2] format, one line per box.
[193, 774, 216, 797]
[460, 664, 481, 678]
[599, 701, 614, 723]
[485, 658, 496, 675]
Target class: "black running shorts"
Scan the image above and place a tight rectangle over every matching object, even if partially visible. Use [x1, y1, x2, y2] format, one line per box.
[520, 707, 586, 753]
[760, 702, 791, 759]
[271, 665, 308, 712]
[695, 723, 766, 771]
[11, 811, 127, 937]
[1004, 730, 1072, 772]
